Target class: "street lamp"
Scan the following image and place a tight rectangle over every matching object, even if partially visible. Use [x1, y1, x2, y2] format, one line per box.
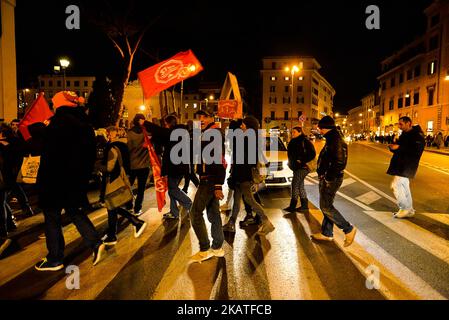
[59, 58, 70, 90]
[284, 64, 301, 137]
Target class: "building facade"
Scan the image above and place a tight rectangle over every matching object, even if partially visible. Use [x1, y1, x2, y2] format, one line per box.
[378, 0, 449, 136]
[347, 106, 364, 135]
[261, 56, 336, 133]
[37, 75, 96, 105]
[360, 92, 381, 135]
[0, 0, 17, 121]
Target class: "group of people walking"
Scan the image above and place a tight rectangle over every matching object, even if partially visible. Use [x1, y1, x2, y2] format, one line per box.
[0, 90, 427, 270]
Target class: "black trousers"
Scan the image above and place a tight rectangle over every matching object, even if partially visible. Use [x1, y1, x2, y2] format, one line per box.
[129, 168, 150, 212]
[107, 206, 143, 237]
[43, 207, 100, 264]
[8, 182, 31, 210]
[0, 191, 13, 238]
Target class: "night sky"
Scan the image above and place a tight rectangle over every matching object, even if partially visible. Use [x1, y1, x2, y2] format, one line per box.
[15, 0, 433, 113]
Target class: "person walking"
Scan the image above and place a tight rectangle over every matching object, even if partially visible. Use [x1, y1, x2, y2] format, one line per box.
[311, 116, 357, 247]
[35, 91, 105, 271]
[434, 132, 444, 150]
[284, 126, 316, 213]
[189, 110, 227, 263]
[228, 116, 275, 237]
[144, 115, 192, 220]
[387, 116, 425, 219]
[101, 126, 147, 246]
[127, 114, 151, 216]
[182, 120, 200, 194]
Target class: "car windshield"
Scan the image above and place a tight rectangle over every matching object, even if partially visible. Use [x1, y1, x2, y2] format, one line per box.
[265, 137, 287, 152]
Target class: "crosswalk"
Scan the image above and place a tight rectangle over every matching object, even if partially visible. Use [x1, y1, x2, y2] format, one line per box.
[1, 172, 449, 300]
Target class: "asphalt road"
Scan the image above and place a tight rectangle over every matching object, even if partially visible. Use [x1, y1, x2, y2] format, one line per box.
[0, 142, 448, 300]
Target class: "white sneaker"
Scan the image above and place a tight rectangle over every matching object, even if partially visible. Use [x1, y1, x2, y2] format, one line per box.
[211, 247, 225, 258]
[190, 250, 214, 264]
[395, 209, 415, 219]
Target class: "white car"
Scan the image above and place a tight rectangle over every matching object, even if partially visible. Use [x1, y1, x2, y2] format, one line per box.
[263, 136, 293, 188]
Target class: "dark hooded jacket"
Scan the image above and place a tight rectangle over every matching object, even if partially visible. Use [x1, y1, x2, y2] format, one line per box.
[387, 125, 425, 179]
[317, 128, 348, 181]
[37, 107, 96, 209]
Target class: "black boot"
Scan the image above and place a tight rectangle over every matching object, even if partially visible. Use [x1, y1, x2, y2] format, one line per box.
[297, 198, 309, 212]
[283, 199, 298, 213]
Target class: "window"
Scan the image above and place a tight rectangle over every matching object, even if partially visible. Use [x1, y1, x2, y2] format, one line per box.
[428, 87, 435, 105]
[271, 111, 275, 119]
[407, 69, 413, 80]
[428, 61, 437, 75]
[74, 81, 80, 87]
[270, 86, 276, 93]
[284, 86, 289, 93]
[312, 78, 319, 86]
[298, 111, 303, 118]
[272, 62, 277, 69]
[312, 88, 319, 96]
[283, 97, 290, 104]
[297, 86, 303, 92]
[427, 121, 434, 133]
[84, 81, 89, 87]
[414, 65, 421, 78]
[185, 113, 189, 120]
[429, 35, 439, 51]
[431, 14, 440, 27]
[284, 111, 289, 120]
[298, 76, 304, 81]
[48, 80, 53, 87]
[390, 77, 395, 88]
[405, 93, 411, 107]
[66, 81, 71, 87]
[312, 97, 318, 106]
[296, 96, 304, 104]
[399, 73, 404, 84]
[57, 80, 62, 87]
[40, 80, 45, 87]
[413, 91, 420, 105]
[269, 97, 278, 104]
[48, 91, 53, 98]
[389, 97, 394, 110]
[284, 77, 290, 81]
[398, 96, 403, 108]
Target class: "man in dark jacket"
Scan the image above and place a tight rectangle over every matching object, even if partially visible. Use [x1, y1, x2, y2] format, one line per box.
[189, 110, 227, 263]
[127, 114, 151, 215]
[311, 116, 357, 248]
[35, 91, 105, 271]
[387, 116, 425, 219]
[144, 115, 192, 220]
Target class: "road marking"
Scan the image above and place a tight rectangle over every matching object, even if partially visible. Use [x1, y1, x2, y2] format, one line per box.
[356, 191, 382, 205]
[344, 170, 397, 204]
[340, 178, 356, 188]
[363, 211, 449, 265]
[420, 213, 449, 227]
[306, 208, 445, 300]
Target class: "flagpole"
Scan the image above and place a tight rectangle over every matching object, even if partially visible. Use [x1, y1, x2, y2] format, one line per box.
[180, 80, 184, 121]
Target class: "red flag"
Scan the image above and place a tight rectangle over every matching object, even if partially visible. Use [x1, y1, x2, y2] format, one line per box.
[138, 50, 203, 99]
[19, 93, 53, 141]
[143, 127, 168, 212]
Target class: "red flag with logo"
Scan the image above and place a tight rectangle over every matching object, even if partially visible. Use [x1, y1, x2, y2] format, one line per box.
[138, 50, 203, 99]
[142, 127, 167, 212]
[19, 93, 53, 141]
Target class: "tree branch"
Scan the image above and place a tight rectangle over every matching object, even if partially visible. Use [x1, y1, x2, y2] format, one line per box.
[132, 14, 164, 55]
[106, 34, 125, 59]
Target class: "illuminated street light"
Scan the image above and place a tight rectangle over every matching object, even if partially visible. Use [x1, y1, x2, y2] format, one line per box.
[209, 95, 215, 101]
[284, 63, 302, 136]
[59, 58, 70, 90]
[139, 105, 146, 111]
[359, 113, 363, 117]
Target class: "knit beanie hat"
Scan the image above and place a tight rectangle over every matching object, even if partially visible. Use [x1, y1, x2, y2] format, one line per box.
[243, 116, 259, 130]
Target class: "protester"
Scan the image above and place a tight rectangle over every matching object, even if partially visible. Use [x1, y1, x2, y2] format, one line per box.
[445, 134, 449, 148]
[127, 114, 151, 216]
[434, 132, 444, 150]
[101, 126, 147, 246]
[35, 91, 105, 271]
[144, 115, 192, 220]
[0, 124, 15, 256]
[228, 116, 275, 236]
[311, 116, 357, 247]
[284, 126, 316, 213]
[189, 110, 226, 263]
[182, 120, 200, 194]
[387, 116, 425, 219]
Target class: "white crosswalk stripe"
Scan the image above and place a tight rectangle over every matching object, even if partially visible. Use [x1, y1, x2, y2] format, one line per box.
[355, 191, 382, 205]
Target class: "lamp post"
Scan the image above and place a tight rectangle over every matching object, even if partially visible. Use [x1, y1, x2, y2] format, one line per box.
[59, 58, 70, 90]
[285, 64, 301, 138]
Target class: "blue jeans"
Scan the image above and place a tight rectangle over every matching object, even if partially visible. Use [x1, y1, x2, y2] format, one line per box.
[319, 177, 353, 237]
[190, 182, 224, 251]
[168, 175, 193, 217]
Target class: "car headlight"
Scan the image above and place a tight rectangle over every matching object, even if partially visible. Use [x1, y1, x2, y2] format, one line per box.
[283, 160, 288, 169]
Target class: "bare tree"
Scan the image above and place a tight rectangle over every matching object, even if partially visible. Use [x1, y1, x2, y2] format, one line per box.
[82, 0, 163, 125]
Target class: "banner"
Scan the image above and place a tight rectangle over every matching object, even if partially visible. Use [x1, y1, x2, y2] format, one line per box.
[218, 72, 243, 119]
[19, 93, 53, 141]
[138, 50, 203, 99]
[218, 100, 239, 119]
[143, 127, 167, 212]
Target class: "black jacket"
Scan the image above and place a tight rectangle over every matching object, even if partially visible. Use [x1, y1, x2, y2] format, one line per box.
[0, 142, 15, 190]
[387, 126, 425, 179]
[288, 135, 316, 171]
[196, 122, 226, 190]
[144, 121, 189, 177]
[317, 128, 348, 181]
[37, 107, 96, 209]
